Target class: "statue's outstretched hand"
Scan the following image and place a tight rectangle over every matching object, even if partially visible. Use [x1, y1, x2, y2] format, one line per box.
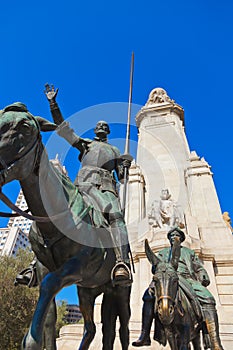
[44, 83, 59, 102]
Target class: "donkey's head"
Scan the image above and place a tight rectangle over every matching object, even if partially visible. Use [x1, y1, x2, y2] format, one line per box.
[145, 238, 181, 325]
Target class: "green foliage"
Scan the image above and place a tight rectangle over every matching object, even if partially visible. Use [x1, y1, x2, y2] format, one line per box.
[56, 300, 69, 337]
[0, 249, 39, 350]
[78, 317, 84, 324]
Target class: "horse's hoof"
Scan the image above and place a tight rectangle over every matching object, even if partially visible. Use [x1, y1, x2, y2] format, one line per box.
[21, 332, 42, 350]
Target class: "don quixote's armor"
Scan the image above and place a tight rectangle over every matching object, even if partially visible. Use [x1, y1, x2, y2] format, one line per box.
[46, 86, 132, 287]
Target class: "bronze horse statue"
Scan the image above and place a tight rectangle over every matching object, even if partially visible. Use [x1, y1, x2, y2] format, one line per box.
[145, 239, 203, 350]
[0, 104, 131, 350]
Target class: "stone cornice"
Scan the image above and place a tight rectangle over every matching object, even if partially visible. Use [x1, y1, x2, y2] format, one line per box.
[136, 103, 184, 128]
[185, 151, 213, 177]
[128, 163, 145, 184]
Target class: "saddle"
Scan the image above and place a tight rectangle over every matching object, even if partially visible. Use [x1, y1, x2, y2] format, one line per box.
[81, 190, 110, 228]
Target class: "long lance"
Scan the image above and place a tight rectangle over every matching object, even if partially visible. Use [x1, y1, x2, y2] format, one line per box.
[122, 52, 134, 219]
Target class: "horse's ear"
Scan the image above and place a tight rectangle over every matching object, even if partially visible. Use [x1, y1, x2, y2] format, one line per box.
[145, 239, 160, 267]
[35, 117, 57, 132]
[171, 237, 181, 270]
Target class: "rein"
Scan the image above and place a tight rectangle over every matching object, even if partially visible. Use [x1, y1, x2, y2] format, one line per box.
[0, 207, 30, 218]
[0, 180, 92, 224]
[0, 188, 71, 222]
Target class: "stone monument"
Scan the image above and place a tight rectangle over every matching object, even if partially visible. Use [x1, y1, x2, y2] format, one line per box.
[57, 87, 233, 349]
[126, 87, 233, 349]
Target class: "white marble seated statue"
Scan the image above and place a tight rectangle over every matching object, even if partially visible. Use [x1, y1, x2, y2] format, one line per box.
[148, 188, 184, 230]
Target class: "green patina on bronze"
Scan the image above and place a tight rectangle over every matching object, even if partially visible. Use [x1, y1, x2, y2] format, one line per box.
[132, 229, 224, 350]
[0, 93, 132, 350]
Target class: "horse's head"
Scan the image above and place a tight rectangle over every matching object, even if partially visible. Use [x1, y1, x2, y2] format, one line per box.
[145, 238, 181, 325]
[0, 103, 56, 186]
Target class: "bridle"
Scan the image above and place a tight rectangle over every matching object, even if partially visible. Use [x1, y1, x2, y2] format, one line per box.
[0, 130, 45, 220]
[156, 270, 184, 317]
[0, 136, 40, 186]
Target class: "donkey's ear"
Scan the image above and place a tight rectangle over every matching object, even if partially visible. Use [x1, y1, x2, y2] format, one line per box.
[171, 236, 181, 270]
[145, 239, 160, 267]
[35, 117, 57, 132]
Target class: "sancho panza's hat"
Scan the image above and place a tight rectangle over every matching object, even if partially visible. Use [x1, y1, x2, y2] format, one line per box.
[167, 227, 186, 243]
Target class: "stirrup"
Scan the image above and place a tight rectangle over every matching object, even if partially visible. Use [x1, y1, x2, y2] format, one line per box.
[111, 262, 132, 287]
[14, 265, 38, 288]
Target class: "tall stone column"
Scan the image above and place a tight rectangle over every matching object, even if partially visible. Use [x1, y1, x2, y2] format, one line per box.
[135, 88, 189, 212]
[128, 87, 233, 349]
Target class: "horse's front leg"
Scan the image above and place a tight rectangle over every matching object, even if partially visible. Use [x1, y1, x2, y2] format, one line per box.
[22, 256, 88, 350]
[192, 333, 201, 350]
[117, 287, 131, 350]
[43, 298, 57, 350]
[101, 292, 117, 350]
[37, 261, 57, 350]
[177, 324, 191, 350]
[21, 272, 60, 350]
[165, 327, 178, 350]
[78, 286, 99, 350]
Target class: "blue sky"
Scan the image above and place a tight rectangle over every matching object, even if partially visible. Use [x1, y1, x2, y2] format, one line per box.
[0, 1, 233, 303]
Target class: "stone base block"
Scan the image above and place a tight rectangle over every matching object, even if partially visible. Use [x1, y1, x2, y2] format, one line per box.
[57, 320, 232, 350]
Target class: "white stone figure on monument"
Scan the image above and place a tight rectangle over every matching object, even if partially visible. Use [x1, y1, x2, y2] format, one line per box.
[222, 211, 233, 232]
[146, 87, 174, 106]
[148, 188, 185, 232]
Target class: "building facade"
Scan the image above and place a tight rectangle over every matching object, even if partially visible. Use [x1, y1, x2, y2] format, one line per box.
[65, 304, 82, 324]
[0, 189, 31, 256]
